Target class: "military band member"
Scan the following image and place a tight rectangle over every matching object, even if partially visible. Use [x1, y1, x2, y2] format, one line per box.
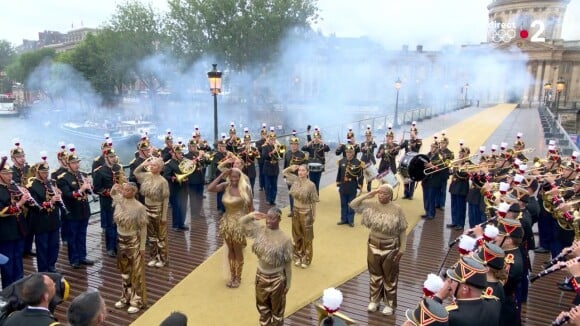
[111, 182, 148, 314]
[91, 135, 113, 174]
[447, 146, 471, 230]
[262, 131, 281, 206]
[350, 184, 407, 315]
[0, 158, 28, 288]
[238, 128, 260, 194]
[160, 130, 174, 162]
[93, 148, 120, 257]
[432, 256, 501, 326]
[513, 132, 528, 163]
[472, 242, 506, 305]
[183, 139, 209, 218]
[336, 145, 364, 227]
[302, 127, 330, 194]
[284, 135, 306, 216]
[400, 128, 422, 199]
[256, 123, 268, 192]
[56, 149, 94, 269]
[53, 143, 70, 244]
[226, 123, 241, 155]
[421, 141, 443, 220]
[335, 131, 360, 158]
[10, 142, 35, 258]
[26, 157, 62, 273]
[360, 127, 377, 192]
[240, 208, 293, 326]
[163, 144, 188, 231]
[437, 133, 454, 209]
[376, 129, 399, 176]
[134, 157, 170, 268]
[402, 298, 449, 326]
[128, 137, 152, 197]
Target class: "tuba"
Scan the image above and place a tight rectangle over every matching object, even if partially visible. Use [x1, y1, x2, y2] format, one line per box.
[176, 158, 196, 183]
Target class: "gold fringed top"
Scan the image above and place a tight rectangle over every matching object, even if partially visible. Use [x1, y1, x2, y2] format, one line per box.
[251, 228, 293, 269]
[113, 192, 148, 250]
[284, 167, 319, 206]
[135, 165, 170, 203]
[357, 202, 407, 236]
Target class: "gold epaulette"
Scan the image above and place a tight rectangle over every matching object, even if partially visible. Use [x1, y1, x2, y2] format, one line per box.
[165, 159, 172, 165]
[57, 172, 67, 180]
[25, 177, 36, 188]
[93, 166, 103, 173]
[93, 156, 101, 161]
[129, 158, 136, 165]
[445, 304, 458, 312]
[481, 287, 499, 300]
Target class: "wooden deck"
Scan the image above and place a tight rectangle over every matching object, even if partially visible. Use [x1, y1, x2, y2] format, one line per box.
[15, 108, 574, 326]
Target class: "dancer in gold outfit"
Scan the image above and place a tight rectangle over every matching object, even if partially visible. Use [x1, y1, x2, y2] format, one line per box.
[349, 184, 408, 316]
[208, 167, 253, 288]
[111, 182, 148, 314]
[282, 164, 318, 268]
[241, 208, 293, 326]
[134, 157, 170, 268]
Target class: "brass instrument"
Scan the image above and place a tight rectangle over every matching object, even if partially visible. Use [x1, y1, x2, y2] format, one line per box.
[175, 158, 196, 183]
[112, 163, 127, 185]
[574, 210, 580, 241]
[513, 147, 535, 155]
[203, 151, 216, 161]
[271, 142, 286, 160]
[424, 154, 478, 175]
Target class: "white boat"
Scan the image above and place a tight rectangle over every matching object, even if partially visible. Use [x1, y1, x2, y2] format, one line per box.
[60, 120, 157, 143]
[0, 95, 19, 117]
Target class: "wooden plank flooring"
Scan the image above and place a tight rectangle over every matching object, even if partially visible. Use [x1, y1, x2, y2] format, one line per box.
[12, 108, 573, 326]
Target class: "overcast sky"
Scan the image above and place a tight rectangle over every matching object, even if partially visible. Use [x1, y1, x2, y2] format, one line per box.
[1, 0, 578, 49]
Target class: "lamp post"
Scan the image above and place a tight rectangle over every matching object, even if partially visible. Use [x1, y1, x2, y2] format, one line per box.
[207, 64, 223, 143]
[543, 82, 552, 108]
[464, 83, 469, 106]
[394, 77, 402, 127]
[555, 78, 566, 113]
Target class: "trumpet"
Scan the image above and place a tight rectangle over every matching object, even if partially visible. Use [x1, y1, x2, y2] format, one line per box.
[513, 147, 535, 154]
[112, 163, 127, 185]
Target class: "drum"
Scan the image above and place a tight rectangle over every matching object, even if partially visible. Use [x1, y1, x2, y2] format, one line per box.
[308, 162, 324, 173]
[377, 170, 399, 188]
[398, 152, 417, 178]
[398, 152, 429, 181]
[364, 163, 379, 180]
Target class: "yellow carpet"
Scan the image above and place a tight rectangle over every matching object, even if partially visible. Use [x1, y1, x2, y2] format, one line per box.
[133, 104, 516, 325]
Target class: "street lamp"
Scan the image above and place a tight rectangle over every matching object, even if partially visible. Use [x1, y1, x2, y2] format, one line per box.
[555, 78, 566, 113]
[394, 77, 402, 127]
[464, 83, 469, 106]
[207, 63, 223, 143]
[543, 82, 552, 108]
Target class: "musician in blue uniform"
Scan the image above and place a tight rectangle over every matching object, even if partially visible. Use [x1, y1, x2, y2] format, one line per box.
[376, 129, 399, 178]
[447, 146, 471, 230]
[53, 143, 69, 244]
[359, 127, 377, 192]
[261, 131, 282, 206]
[302, 127, 330, 194]
[56, 149, 94, 269]
[93, 148, 120, 257]
[437, 134, 455, 209]
[335, 129, 360, 158]
[239, 128, 260, 194]
[160, 130, 174, 163]
[163, 144, 189, 231]
[10, 142, 34, 258]
[0, 159, 28, 288]
[26, 158, 62, 273]
[284, 134, 306, 217]
[421, 141, 443, 220]
[184, 139, 209, 218]
[255, 124, 268, 192]
[399, 128, 422, 199]
[336, 145, 364, 227]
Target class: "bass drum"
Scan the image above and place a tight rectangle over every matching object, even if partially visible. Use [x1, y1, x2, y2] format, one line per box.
[408, 154, 430, 182]
[398, 152, 417, 179]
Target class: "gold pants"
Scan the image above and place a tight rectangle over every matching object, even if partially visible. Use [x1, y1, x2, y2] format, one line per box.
[292, 206, 314, 265]
[117, 234, 146, 308]
[255, 269, 287, 326]
[367, 236, 400, 308]
[146, 203, 168, 264]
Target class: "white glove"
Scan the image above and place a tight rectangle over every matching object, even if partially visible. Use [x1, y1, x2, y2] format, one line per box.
[356, 189, 361, 195]
[337, 186, 340, 192]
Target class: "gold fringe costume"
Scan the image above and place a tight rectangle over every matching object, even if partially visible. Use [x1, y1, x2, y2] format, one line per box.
[284, 167, 319, 266]
[351, 198, 408, 309]
[135, 165, 170, 266]
[243, 215, 293, 326]
[219, 190, 250, 287]
[112, 191, 148, 310]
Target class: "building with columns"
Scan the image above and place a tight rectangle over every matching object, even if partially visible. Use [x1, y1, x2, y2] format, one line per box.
[486, 0, 579, 109]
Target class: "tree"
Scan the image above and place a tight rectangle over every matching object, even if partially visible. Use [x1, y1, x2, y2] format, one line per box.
[0, 40, 15, 72]
[166, 0, 320, 70]
[5, 48, 56, 84]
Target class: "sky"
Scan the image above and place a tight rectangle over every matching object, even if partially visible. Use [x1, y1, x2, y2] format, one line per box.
[0, 0, 579, 49]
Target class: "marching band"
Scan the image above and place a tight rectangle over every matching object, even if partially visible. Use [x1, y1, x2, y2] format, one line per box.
[2, 120, 580, 325]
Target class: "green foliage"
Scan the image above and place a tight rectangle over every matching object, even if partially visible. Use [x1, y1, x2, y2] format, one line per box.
[166, 0, 320, 70]
[5, 48, 56, 84]
[0, 40, 15, 72]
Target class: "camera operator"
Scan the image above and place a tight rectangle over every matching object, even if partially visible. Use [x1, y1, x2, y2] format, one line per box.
[2, 273, 63, 325]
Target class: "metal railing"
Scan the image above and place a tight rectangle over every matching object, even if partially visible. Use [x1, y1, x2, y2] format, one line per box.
[539, 106, 579, 156]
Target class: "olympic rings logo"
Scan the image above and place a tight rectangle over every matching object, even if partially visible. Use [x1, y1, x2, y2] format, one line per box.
[488, 28, 516, 43]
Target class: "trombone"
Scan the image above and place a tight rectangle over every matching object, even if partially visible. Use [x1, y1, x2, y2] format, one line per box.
[271, 141, 286, 160]
[424, 154, 478, 175]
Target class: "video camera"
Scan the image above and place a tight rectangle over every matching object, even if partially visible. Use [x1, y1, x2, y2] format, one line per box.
[0, 273, 70, 318]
